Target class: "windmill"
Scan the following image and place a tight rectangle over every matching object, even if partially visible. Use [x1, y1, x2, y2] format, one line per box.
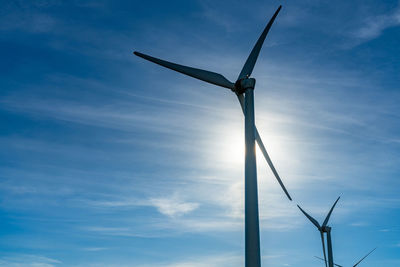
[134, 5, 291, 267]
[297, 197, 341, 267]
[315, 247, 377, 267]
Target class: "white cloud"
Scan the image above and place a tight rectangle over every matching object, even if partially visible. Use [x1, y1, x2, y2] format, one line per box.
[350, 221, 369, 227]
[0, 255, 61, 267]
[353, 6, 400, 42]
[138, 254, 242, 267]
[149, 197, 200, 217]
[82, 247, 109, 252]
[87, 194, 199, 218]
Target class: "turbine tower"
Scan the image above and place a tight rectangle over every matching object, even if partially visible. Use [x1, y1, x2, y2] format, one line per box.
[315, 247, 376, 267]
[297, 197, 341, 267]
[133, 5, 291, 267]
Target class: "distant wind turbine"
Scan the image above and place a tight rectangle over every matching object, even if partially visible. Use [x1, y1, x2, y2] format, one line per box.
[134, 5, 291, 267]
[297, 197, 341, 267]
[315, 247, 377, 267]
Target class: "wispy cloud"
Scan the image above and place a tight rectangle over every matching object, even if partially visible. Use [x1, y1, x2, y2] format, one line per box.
[137, 253, 242, 267]
[82, 247, 109, 252]
[149, 197, 200, 217]
[353, 6, 400, 42]
[0, 2, 57, 33]
[197, 1, 242, 33]
[350, 221, 369, 227]
[89, 194, 199, 218]
[0, 254, 61, 267]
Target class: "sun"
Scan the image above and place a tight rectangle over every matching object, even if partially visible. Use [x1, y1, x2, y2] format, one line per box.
[215, 125, 245, 166]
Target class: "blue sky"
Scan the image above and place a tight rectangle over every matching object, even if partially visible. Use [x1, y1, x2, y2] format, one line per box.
[0, 0, 400, 266]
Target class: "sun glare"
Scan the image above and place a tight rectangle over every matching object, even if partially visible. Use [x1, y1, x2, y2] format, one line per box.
[224, 135, 245, 166]
[214, 124, 290, 169]
[215, 125, 245, 166]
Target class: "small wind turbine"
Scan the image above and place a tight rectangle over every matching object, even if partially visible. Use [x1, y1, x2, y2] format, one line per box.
[315, 247, 377, 267]
[134, 5, 291, 267]
[297, 197, 341, 267]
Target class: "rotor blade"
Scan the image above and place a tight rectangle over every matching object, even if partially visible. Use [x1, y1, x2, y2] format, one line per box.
[134, 51, 235, 90]
[320, 232, 328, 267]
[353, 248, 376, 267]
[255, 128, 292, 200]
[297, 205, 321, 230]
[236, 94, 292, 200]
[315, 256, 343, 267]
[322, 196, 340, 227]
[237, 5, 282, 80]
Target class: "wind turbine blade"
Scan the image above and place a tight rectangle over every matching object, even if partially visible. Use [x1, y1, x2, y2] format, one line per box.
[315, 256, 343, 267]
[237, 5, 282, 80]
[134, 51, 235, 90]
[236, 94, 292, 200]
[297, 205, 321, 229]
[255, 128, 292, 200]
[353, 248, 377, 267]
[320, 232, 328, 267]
[322, 196, 340, 227]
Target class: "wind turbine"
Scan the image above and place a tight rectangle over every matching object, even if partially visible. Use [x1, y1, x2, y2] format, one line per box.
[297, 197, 341, 267]
[133, 5, 291, 267]
[315, 247, 377, 267]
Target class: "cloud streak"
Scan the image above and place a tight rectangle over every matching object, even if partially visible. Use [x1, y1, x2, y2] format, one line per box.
[353, 6, 400, 42]
[0, 254, 61, 267]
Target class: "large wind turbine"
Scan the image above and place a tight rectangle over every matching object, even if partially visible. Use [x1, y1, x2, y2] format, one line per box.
[297, 197, 341, 267]
[134, 5, 290, 267]
[315, 247, 377, 267]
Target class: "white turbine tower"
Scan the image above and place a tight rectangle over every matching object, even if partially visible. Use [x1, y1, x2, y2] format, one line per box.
[134, 6, 291, 267]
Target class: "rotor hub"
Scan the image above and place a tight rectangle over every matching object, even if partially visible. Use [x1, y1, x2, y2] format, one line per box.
[321, 226, 331, 233]
[234, 77, 256, 94]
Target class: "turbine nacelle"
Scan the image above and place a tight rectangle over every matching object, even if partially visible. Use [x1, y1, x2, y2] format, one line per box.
[234, 77, 256, 94]
[321, 225, 331, 233]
